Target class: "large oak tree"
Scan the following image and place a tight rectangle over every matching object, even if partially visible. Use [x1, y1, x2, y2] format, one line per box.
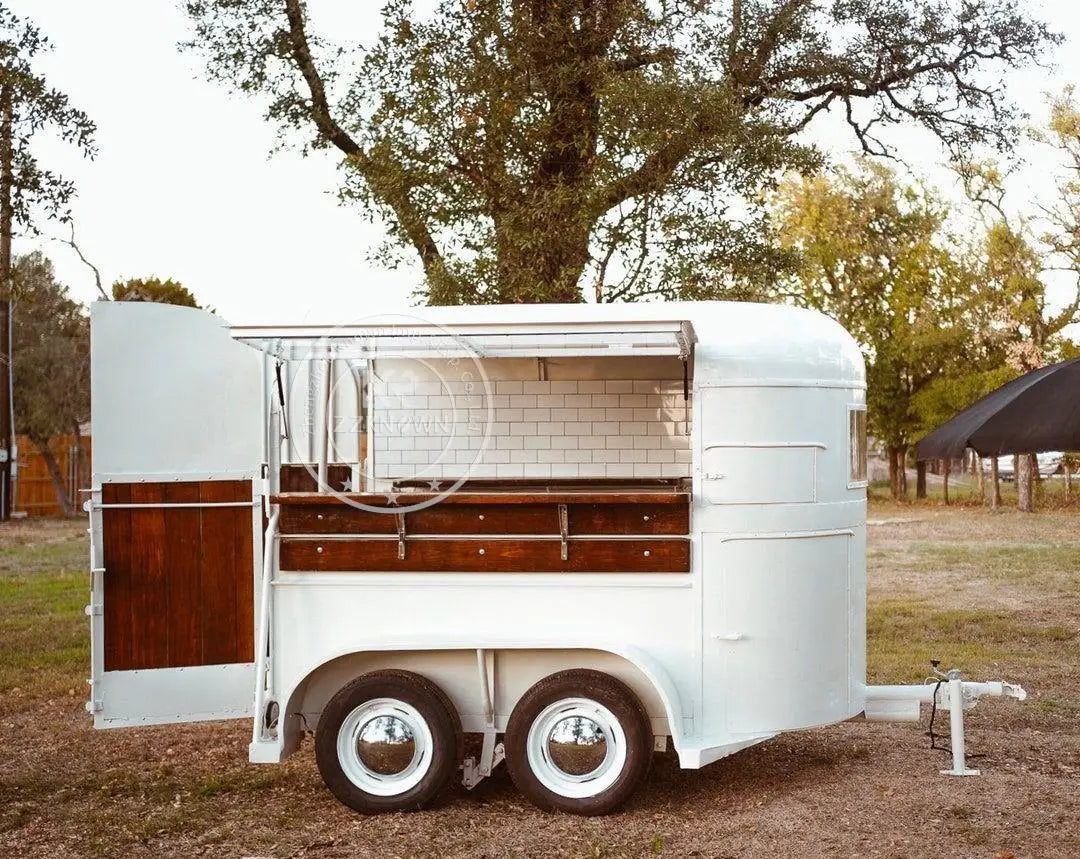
[185, 0, 1054, 304]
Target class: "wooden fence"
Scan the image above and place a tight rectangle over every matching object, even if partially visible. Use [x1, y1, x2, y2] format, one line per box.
[14, 433, 91, 517]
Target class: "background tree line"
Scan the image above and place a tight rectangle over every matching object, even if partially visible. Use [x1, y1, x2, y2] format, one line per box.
[770, 91, 1080, 505]
[14, 269, 203, 515]
[6, 0, 1078, 512]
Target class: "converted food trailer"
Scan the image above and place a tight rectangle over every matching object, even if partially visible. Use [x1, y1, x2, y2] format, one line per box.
[86, 300, 1025, 815]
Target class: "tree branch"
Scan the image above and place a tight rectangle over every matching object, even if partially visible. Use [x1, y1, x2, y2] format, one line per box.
[54, 223, 107, 300]
[609, 46, 676, 73]
[281, 0, 454, 296]
[590, 128, 697, 217]
[281, 0, 360, 157]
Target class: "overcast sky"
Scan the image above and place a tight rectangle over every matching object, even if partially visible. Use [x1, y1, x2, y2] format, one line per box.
[9, 1, 1080, 325]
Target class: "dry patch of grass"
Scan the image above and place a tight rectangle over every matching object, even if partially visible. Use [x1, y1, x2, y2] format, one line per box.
[1, 511, 1079, 858]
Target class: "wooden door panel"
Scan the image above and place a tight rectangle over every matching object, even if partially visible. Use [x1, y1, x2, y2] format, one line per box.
[102, 480, 254, 671]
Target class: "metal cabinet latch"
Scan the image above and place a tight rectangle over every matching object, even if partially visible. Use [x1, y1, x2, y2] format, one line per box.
[558, 504, 569, 561]
[396, 513, 407, 560]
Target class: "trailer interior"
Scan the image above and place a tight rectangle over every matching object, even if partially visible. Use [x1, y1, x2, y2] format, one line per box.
[233, 319, 698, 576]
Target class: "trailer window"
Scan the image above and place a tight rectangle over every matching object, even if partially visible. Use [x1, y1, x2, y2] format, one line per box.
[849, 407, 867, 485]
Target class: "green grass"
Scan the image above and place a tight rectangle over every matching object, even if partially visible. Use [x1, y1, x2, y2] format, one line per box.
[869, 475, 1080, 508]
[867, 599, 1076, 684]
[0, 522, 88, 697]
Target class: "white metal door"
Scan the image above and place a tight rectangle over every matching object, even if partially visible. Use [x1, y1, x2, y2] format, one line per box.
[704, 532, 853, 734]
[88, 478, 261, 728]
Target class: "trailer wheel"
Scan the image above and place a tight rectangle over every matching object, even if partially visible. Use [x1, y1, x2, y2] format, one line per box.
[505, 669, 652, 815]
[315, 670, 459, 814]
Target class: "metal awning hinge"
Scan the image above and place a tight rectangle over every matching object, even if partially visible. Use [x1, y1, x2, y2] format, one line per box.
[84, 604, 103, 617]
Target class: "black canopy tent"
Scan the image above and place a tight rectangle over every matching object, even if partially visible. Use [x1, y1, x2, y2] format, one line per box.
[916, 358, 1080, 461]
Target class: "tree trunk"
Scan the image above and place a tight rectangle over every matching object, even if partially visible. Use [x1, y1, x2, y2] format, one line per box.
[941, 458, 950, 505]
[915, 461, 927, 499]
[496, 213, 591, 303]
[989, 456, 1001, 509]
[888, 445, 908, 501]
[30, 436, 76, 517]
[0, 86, 12, 521]
[977, 454, 986, 501]
[72, 421, 85, 501]
[1017, 452, 1034, 513]
[888, 446, 900, 500]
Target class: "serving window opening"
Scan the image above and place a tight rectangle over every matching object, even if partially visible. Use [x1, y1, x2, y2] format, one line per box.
[237, 320, 696, 495]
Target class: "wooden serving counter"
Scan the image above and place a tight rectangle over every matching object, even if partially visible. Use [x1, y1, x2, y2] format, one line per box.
[272, 479, 691, 574]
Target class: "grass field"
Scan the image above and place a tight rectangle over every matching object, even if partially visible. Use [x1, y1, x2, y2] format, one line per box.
[1, 504, 1078, 858]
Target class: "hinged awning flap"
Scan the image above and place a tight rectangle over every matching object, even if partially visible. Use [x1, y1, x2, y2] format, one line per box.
[232, 320, 695, 361]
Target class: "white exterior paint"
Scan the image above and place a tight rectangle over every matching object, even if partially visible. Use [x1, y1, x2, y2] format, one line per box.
[90, 301, 263, 482]
[89, 300, 872, 769]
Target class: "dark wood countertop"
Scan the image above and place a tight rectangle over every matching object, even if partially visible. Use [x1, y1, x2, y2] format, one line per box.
[271, 488, 690, 506]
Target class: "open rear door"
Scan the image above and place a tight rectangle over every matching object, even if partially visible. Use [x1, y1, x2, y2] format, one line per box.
[87, 302, 263, 727]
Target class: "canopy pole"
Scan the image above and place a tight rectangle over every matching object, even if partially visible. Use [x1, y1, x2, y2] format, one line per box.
[316, 350, 331, 492]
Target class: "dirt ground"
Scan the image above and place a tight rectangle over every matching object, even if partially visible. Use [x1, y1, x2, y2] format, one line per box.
[1, 503, 1078, 858]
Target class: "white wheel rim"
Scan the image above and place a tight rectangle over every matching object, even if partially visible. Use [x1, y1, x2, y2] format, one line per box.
[525, 697, 627, 799]
[336, 698, 434, 797]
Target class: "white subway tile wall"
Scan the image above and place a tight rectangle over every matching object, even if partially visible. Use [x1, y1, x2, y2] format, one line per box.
[370, 379, 691, 480]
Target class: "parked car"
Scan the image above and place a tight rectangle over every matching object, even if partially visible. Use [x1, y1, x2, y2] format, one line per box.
[989, 452, 1062, 481]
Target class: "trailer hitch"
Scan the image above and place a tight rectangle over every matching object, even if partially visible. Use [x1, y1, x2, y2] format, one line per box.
[864, 668, 1027, 777]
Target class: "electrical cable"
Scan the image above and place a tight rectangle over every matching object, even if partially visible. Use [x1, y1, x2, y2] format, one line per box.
[927, 677, 947, 753]
[926, 674, 986, 760]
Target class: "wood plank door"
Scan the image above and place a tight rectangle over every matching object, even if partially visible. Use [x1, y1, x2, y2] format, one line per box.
[93, 479, 260, 728]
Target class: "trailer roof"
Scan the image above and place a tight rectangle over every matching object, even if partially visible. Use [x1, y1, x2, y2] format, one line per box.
[227, 301, 864, 386]
[231, 318, 694, 360]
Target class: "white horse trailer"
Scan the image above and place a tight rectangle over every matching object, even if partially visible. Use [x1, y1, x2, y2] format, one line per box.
[86, 300, 1025, 815]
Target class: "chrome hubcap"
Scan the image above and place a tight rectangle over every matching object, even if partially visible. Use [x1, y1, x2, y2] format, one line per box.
[336, 698, 433, 796]
[547, 715, 609, 776]
[525, 697, 627, 798]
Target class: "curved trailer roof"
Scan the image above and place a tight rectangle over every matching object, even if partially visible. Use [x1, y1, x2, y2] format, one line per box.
[231, 301, 865, 388]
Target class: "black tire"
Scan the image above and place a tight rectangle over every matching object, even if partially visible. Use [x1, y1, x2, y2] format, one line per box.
[315, 669, 460, 814]
[504, 669, 653, 815]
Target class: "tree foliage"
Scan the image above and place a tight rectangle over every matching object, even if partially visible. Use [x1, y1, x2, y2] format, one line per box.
[184, 0, 1054, 304]
[11, 252, 88, 515]
[954, 98, 1080, 373]
[111, 277, 202, 308]
[0, 6, 95, 231]
[773, 162, 1003, 497]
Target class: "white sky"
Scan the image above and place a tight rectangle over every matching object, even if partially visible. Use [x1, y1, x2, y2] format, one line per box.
[9, 0, 1080, 325]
